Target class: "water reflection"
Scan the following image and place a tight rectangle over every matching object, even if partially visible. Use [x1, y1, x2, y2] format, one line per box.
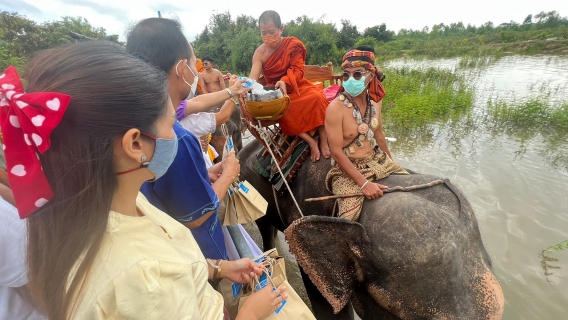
[384, 55, 568, 172]
[382, 55, 568, 319]
[483, 123, 568, 172]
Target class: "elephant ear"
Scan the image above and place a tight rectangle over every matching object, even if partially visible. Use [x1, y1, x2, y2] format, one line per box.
[285, 215, 377, 314]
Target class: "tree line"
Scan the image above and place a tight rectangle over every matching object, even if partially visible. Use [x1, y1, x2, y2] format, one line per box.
[0, 11, 120, 71]
[194, 10, 568, 73]
[2, 10, 567, 74]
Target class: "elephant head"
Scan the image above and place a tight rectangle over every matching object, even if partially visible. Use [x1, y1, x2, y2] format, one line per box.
[285, 215, 389, 315]
[285, 214, 504, 320]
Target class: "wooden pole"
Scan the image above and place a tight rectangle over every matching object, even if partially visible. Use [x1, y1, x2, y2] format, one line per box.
[304, 179, 445, 202]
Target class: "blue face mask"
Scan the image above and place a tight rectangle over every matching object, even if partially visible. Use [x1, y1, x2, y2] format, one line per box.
[117, 131, 178, 180]
[144, 132, 178, 180]
[343, 73, 369, 97]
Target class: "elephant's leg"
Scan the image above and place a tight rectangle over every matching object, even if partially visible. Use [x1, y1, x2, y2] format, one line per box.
[351, 286, 399, 320]
[231, 106, 243, 152]
[255, 217, 277, 251]
[299, 266, 355, 320]
[480, 268, 504, 320]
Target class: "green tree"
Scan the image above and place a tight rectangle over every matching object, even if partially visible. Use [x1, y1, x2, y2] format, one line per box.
[534, 11, 563, 29]
[0, 11, 120, 72]
[0, 43, 26, 71]
[0, 11, 42, 57]
[284, 16, 341, 65]
[194, 12, 257, 70]
[338, 19, 360, 50]
[354, 36, 379, 49]
[229, 28, 262, 73]
[363, 23, 394, 42]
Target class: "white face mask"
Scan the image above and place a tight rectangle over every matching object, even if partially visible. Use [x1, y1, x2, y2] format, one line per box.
[176, 60, 198, 100]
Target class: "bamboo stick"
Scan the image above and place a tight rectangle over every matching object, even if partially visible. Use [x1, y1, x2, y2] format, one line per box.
[304, 179, 445, 202]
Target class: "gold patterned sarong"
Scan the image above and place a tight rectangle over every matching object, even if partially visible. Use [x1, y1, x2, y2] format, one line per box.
[325, 152, 408, 221]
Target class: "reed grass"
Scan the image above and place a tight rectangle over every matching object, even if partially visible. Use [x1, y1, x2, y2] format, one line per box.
[381, 67, 475, 126]
[457, 55, 498, 68]
[487, 97, 568, 128]
[540, 240, 568, 283]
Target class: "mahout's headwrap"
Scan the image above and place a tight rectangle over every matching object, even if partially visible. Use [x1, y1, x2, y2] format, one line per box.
[339, 49, 386, 102]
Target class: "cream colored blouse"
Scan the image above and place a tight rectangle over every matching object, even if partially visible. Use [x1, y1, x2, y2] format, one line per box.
[68, 193, 224, 319]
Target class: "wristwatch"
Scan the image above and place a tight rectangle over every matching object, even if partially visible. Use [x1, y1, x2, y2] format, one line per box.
[225, 88, 233, 98]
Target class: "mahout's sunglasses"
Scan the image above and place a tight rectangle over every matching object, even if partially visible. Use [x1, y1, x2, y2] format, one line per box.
[342, 70, 369, 82]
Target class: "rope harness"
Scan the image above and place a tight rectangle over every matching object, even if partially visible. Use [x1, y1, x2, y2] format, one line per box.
[252, 120, 304, 218]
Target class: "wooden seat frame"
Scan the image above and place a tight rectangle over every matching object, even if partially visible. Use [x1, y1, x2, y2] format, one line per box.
[240, 62, 341, 171]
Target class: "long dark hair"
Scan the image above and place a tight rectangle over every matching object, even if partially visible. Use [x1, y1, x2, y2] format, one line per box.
[23, 41, 169, 319]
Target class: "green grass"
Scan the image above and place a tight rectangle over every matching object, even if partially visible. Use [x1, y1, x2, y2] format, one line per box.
[381, 67, 475, 126]
[540, 240, 568, 283]
[374, 36, 568, 62]
[487, 97, 568, 128]
[457, 54, 498, 68]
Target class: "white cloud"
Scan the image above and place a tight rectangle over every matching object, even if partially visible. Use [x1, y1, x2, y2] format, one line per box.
[9, 0, 568, 41]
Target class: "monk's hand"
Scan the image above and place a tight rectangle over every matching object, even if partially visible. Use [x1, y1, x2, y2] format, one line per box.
[275, 80, 287, 94]
[361, 182, 385, 200]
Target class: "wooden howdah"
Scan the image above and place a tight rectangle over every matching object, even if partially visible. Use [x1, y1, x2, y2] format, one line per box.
[240, 62, 342, 171]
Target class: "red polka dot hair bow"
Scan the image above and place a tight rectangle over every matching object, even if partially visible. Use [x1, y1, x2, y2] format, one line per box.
[0, 66, 70, 219]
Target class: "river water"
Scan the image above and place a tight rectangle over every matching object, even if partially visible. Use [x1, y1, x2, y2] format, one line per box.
[384, 55, 568, 320]
[243, 55, 568, 319]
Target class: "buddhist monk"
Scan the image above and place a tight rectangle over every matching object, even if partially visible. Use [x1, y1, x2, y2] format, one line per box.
[198, 56, 226, 94]
[249, 10, 330, 162]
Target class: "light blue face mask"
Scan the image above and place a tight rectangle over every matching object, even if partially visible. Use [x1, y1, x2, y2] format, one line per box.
[116, 131, 178, 180]
[343, 73, 369, 97]
[143, 131, 178, 180]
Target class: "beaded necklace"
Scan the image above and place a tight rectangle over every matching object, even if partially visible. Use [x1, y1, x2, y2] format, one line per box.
[339, 92, 380, 154]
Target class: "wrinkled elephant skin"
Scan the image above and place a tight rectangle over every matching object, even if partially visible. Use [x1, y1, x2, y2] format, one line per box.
[284, 175, 504, 320]
[238, 140, 504, 319]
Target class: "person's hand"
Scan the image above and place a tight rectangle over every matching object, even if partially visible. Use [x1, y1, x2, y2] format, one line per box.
[274, 80, 287, 94]
[360, 182, 388, 200]
[199, 138, 208, 152]
[221, 151, 240, 180]
[208, 163, 223, 182]
[0, 183, 15, 207]
[238, 285, 288, 320]
[229, 77, 252, 96]
[220, 258, 264, 284]
[208, 172, 221, 183]
[228, 75, 239, 87]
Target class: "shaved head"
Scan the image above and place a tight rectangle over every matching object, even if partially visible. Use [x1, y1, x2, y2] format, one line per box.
[259, 10, 281, 28]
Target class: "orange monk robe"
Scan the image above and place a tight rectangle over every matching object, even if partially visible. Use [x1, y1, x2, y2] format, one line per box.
[262, 37, 329, 136]
[196, 58, 205, 72]
[196, 58, 205, 94]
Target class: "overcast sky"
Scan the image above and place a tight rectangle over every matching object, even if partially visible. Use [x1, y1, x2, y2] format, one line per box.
[2, 0, 567, 41]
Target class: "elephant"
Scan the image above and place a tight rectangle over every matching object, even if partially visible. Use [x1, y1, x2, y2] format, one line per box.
[238, 139, 504, 319]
